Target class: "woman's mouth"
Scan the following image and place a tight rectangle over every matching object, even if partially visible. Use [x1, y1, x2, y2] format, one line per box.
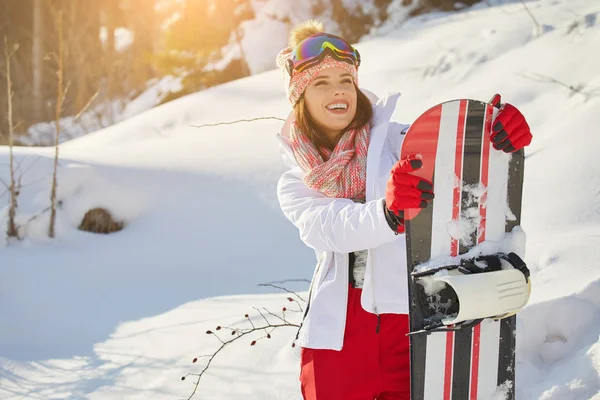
[325, 101, 350, 114]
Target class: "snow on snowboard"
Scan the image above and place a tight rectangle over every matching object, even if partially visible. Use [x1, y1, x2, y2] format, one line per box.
[400, 99, 531, 400]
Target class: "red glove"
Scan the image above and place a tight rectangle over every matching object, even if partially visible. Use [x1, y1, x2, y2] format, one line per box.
[384, 158, 434, 233]
[489, 94, 533, 153]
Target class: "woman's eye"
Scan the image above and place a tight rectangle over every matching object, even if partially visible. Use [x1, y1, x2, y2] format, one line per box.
[342, 79, 352, 84]
[315, 81, 327, 86]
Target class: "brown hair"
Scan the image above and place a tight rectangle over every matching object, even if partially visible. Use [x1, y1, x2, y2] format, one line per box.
[294, 84, 373, 150]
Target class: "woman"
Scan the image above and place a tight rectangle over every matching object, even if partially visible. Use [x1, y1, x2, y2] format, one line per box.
[275, 20, 533, 400]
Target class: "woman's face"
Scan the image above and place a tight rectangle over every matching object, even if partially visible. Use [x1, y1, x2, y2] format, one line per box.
[303, 67, 357, 144]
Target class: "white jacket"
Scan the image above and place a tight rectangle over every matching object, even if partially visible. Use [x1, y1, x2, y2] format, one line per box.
[276, 91, 410, 351]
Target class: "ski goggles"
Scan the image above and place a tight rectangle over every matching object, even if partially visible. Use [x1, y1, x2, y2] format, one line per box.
[286, 33, 361, 77]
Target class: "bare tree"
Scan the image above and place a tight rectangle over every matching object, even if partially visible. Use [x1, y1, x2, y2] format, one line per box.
[4, 37, 19, 239]
[103, 0, 118, 125]
[49, 10, 65, 239]
[32, 0, 44, 121]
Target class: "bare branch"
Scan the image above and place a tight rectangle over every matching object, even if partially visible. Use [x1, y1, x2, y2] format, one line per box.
[0, 172, 54, 202]
[262, 278, 311, 284]
[26, 204, 53, 224]
[260, 307, 288, 324]
[183, 320, 299, 400]
[520, 0, 542, 37]
[190, 116, 285, 129]
[20, 155, 44, 177]
[182, 279, 306, 399]
[245, 313, 256, 330]
[252, 307, 271, 326]
[19, 200, 63, 239]
[258, 282, 306, 303]
[13, 120, 23, 132]
[519, 72, 600, 99]
[73, 90, 100, 121]
[60, 79, 71, 112]
[56, 89, 101, 135]
[14, 153, 27, 177]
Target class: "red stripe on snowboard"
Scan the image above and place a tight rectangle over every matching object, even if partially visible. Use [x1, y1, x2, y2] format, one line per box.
[477, 104, 493, 244]
[450, 100, 467, 258]
[444, 100, 468, 400]
[470, 324, 481, 399]
[470, 103, 494, 399]
[400, 104, 442, 221]
[444, 330, 455, 400]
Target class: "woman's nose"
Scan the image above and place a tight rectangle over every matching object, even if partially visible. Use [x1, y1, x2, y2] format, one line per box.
[333, 86, 347, 95]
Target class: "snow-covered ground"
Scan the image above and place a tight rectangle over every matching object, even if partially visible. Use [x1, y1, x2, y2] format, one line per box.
[1, 0, 600, 398]
[22, 75, 184, 146]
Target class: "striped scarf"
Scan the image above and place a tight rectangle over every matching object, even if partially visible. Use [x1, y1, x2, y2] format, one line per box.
[289, 120, 370, 200]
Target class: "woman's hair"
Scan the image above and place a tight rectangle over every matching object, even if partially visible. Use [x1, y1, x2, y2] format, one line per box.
[288, 20, 371, 148]
[294, 85, 373, 150]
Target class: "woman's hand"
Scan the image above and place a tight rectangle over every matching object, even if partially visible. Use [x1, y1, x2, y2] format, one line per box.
[489, 94, 533, 153]
[384, 158, 434, 233]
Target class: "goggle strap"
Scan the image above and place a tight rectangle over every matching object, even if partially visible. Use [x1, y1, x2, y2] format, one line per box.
[287, 47, 360, 77]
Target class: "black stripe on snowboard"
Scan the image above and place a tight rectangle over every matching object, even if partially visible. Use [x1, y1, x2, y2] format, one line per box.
[458, 100, 485, 255]
[497, 149, 525, 398]
[405, 172, 435, 400]
[498, 317, 516, 397]
[452, 100, 485, 400]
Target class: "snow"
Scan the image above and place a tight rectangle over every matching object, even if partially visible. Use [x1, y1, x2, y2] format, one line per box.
[237, 18, 290, 74]
[99, 27, 135, 53]
[23, 75, 184, 146]
[415, 228, 527, 276]
[228, 0, 413, 76]
[1, 0, 600, 398]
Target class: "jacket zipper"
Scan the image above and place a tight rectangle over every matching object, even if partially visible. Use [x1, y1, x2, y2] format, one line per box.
[369, 249, 380, 333]
[339, 252, 350, 346]
[295, 253, 326, 340]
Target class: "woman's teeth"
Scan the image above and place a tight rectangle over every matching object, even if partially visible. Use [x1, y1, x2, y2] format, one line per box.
[327, 103, 348, 110]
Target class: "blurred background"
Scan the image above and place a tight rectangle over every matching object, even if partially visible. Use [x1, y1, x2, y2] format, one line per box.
[1, 1, 599, 398]
[0, 0, 480, 146]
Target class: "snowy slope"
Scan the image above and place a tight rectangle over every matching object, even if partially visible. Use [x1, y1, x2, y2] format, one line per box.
[22, 0, 399, 147]
[1, 0, 600, 399]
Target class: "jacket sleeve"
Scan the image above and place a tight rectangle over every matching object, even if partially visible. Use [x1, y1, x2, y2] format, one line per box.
[277, 170, 402, 253]
[387, 122, 410, 161]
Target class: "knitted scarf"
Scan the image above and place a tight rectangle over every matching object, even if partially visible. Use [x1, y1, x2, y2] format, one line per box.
[289, 120, 370, 200]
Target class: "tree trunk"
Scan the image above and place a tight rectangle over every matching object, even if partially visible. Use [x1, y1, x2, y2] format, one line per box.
[48, 10, 64, 239]
[104, 0, 117, 124]
[32, 0, 44, 122]
[130, 0, 157, 89]
[5, 38, 19, 239]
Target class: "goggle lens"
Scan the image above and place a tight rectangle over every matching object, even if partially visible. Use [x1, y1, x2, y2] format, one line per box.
[287, 34, 360, 76]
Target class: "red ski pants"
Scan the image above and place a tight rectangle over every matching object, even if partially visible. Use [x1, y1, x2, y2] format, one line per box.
[300, 285, 411, 400]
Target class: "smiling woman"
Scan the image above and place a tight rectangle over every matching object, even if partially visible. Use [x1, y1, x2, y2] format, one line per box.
[274, 20, 416, 400]
[273, 18, 534, 400]
[296, 68, 374, 153]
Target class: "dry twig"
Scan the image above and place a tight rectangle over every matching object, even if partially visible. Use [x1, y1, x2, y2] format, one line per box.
[4, 36, 19, 239]
[181, 283, 307, 399]
[520, 72, 600, 100]
[520, 0, 542, 37]
[190, 116, 285, 129]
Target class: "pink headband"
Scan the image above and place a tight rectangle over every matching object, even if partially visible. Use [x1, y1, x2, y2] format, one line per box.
[276, 48, 359, 106]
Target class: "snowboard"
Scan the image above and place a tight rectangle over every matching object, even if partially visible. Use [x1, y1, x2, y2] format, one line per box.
[400, 99, 525, 400]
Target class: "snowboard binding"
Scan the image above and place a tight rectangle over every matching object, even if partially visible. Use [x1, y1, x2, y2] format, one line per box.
[407, 252, 531, 337]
